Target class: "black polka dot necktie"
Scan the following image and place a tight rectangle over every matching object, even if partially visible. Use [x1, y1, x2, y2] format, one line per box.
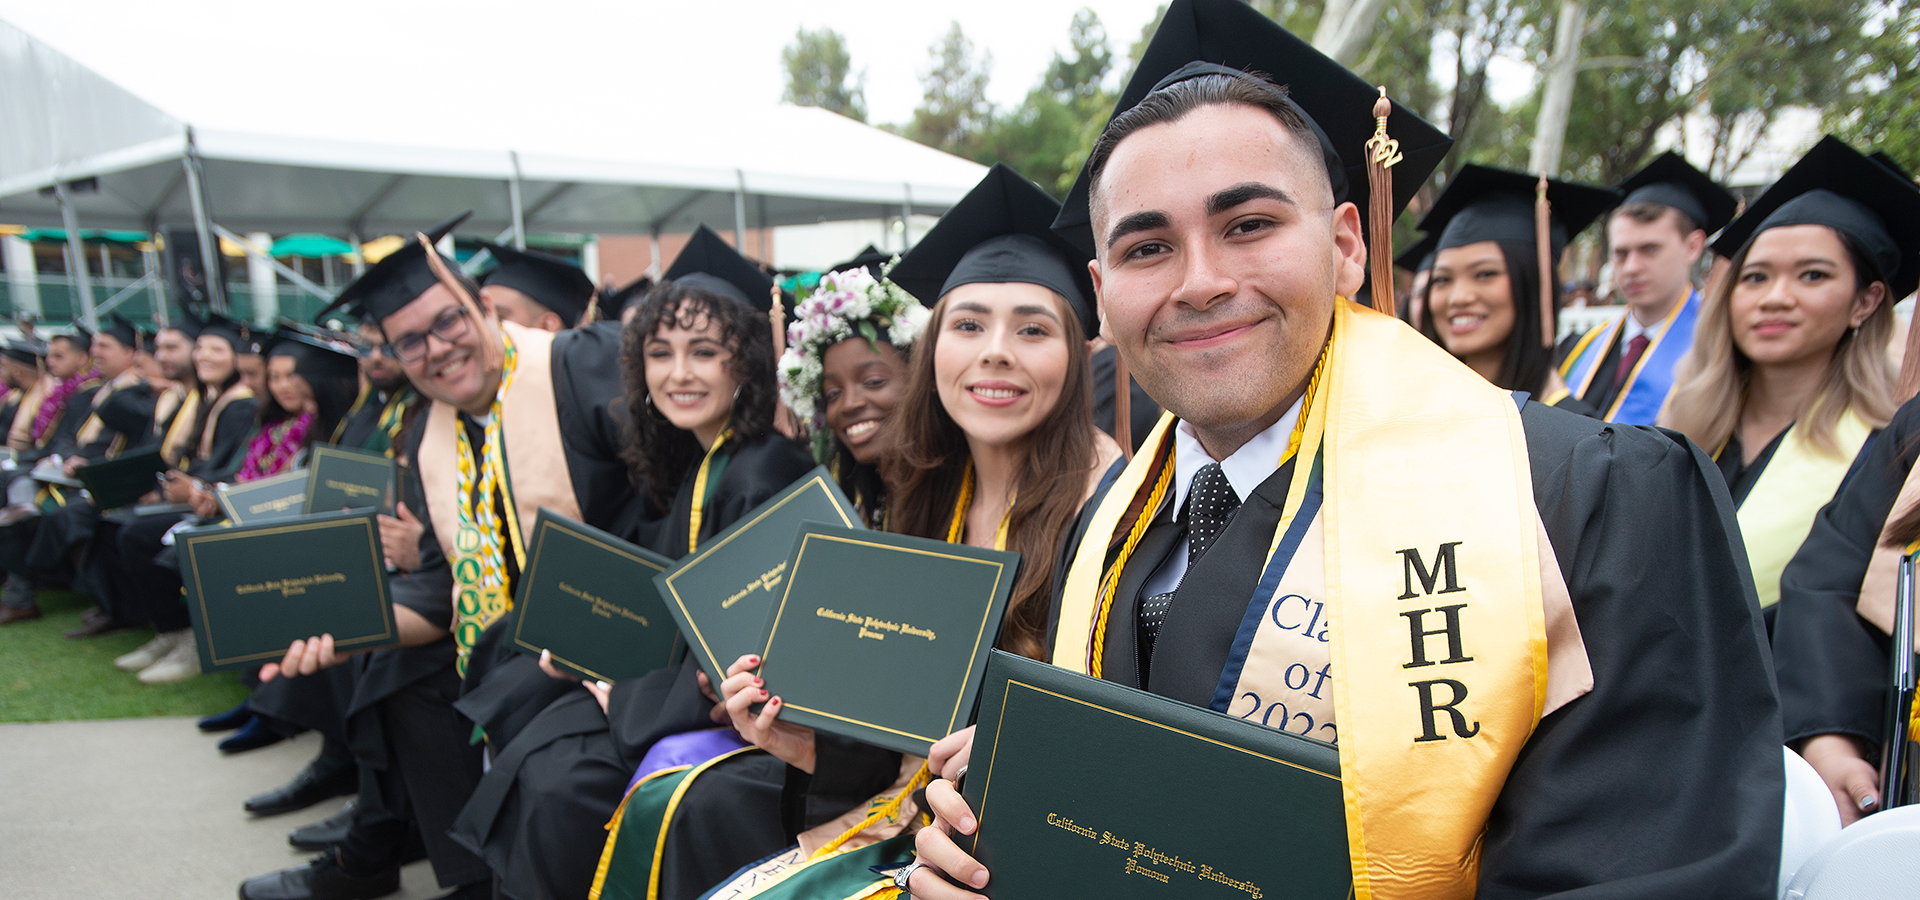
[1139, 463, 1240, 674]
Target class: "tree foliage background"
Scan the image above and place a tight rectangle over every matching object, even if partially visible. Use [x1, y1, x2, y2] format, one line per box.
[779, 1, 1918, 209]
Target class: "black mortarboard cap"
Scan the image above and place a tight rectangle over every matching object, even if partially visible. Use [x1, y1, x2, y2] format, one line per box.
[831, 244, 893, 279]
[316, 211, 472, 324]
[1, 338, 44, 367]
[1615, 151, 1737, 234]
[662, 225, 775, 312]
[1420, 164, 1621, 263]
[1052, 0, 1452, 257]
[1394, 232, 1438, 273]
[199, 312, 259, 355]
[1713, 136, 1920, 299]
[890, 163, 1098, 337]
[264, 324, 361, 387]
[1871, 151, 1914, 182]
[62, 324, 93, 349]
[478, 242, 596, 326]
[597, 277, 653, 322]
[97, 314, 141, 351]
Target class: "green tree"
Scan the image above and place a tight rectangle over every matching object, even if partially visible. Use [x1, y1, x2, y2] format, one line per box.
[905, 23, 997, 159]
[1522, 0, 1871, 185]
[985, 8, 1117, 196]
[782, 27, 867, 122]
[1827, 0, 1920, 175]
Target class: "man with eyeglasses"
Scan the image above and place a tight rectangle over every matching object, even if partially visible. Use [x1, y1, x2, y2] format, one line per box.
[237, 213, 653, 900]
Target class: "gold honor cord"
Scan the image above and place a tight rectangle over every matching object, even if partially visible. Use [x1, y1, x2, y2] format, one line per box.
[945, 458, 1014, 551]
[686, 425, 734, 553]
[450, 333, 521, 674]
[1089, 337, 1330, 679]
[376, 388, 414, 451]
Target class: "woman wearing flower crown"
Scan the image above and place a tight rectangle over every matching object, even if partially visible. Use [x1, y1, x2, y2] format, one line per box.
[777, 263, 929, 526]
[591, 164, 1126, 900]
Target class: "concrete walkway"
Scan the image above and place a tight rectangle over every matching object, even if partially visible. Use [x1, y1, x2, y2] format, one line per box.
[0, 718, 439, 900]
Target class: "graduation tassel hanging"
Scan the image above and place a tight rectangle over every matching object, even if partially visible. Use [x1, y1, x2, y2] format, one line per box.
[1363, 87, 1402, 317]
[1534, 174, 1556, 348]
[418, 232, 480, 308]
[1112, 349, 1133, 459]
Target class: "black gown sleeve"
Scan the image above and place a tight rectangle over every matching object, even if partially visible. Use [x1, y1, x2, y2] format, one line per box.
[389, 413, 454, 630]
[1475, 403, 1783, 899]
[187, 397, 260, 482]
[43, 384, 103, 458]
[1773, 397, 1920, 752]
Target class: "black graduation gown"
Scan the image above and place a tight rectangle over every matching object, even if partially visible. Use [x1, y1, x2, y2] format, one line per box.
[519, 431, 811, 900]
[1056, 401, 1784, 899]
[1091, 344, 1161, 454]
[1773, 396, 1920, 751]
[27, 382, 160, 575]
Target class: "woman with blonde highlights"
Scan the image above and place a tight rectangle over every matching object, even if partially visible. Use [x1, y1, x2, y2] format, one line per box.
[1661, 137, 1913, 623]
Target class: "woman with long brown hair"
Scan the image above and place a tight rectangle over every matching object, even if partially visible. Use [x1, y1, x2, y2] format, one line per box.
[614, 164, 1123, 900]
[1661, 137, 1908, 624]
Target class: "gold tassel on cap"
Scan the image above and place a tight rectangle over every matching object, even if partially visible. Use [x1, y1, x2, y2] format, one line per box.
[1363, 87, 1402, 317]
[1534, 174, 1555, 348]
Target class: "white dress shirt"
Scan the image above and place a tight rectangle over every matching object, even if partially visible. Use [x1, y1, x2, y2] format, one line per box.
[1140, 396, 1304, 599]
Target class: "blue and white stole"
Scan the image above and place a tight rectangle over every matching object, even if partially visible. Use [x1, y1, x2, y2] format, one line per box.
[1560, 289, 1700, 424]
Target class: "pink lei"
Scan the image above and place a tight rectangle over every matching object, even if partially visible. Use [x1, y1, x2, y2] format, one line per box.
[31, 367, 99, 443]
[237, 411, 313, 483]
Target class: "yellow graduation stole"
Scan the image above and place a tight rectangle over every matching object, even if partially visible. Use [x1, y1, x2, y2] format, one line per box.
[1729, 410, 1872, 608]
[1055, 300, 1552, 900]
[159, 387, 198, 467]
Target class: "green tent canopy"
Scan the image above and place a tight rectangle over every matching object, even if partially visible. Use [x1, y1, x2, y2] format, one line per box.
[269, 233, 355, 257]
[20, 227, 150, 244]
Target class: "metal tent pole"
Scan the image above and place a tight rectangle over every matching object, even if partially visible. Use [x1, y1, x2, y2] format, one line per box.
[52, 181, 99, 330]
[901, 183, 914, 250]
[508, 151, 528, 251]
[183, 129, 226, 311]
[733, 169, 748, 251]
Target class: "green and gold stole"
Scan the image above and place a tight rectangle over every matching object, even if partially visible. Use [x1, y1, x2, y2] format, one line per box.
[419, 321, 580, 674]
[74, 368, 146, 453]
[6, 375, 50, 451]
[158, 386, 197, 468]
[1730, 410, 1873, 608]
[1055, 300, 1590, 900]
[196, 382, 255, 460]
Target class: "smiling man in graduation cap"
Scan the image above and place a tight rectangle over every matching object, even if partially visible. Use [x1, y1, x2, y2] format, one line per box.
[907, 2, 1783, 899]
[237, 211, 651, 900]
[478, 242, 599, 332]
[1561, 152, 1739, 423]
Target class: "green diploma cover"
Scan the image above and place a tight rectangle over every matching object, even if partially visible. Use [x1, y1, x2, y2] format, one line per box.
[757, 524, 1017, 757]
[305, 443, 396, 514]
[511, 509, 679, 682]
[179, 509, 398, 672]
[964, 651, 1349, 899]
[654, 466, 861, 688]
[75, 450, 169, 510]
[218, 470, 309, 524]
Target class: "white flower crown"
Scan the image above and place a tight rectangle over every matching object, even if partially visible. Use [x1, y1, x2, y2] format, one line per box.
[776, 263, 930, 455]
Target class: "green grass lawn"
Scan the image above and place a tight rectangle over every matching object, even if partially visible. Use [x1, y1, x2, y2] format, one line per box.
[0, 589, 249, 722]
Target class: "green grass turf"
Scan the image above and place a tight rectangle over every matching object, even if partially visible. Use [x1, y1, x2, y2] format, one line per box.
[0, 589, 249, 722]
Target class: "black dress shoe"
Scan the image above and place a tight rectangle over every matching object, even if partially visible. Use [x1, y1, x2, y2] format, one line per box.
[199, 699, 252, 732]
[245, 759, 358, 817]
[289, 802, 355, 851]
[220, 716, 287, 754]
[238, 855, 399, 900]
[64, 607, 135, 639]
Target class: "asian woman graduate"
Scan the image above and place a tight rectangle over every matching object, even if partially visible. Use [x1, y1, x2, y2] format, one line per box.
[1662, 136, 1909, 620]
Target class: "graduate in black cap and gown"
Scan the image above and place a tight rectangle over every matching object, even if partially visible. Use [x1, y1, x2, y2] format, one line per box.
[907, 3, 1782, 899]
[1560, 152, 1738, 423]
[1662, 136, 1910, 620]
[478, 242, 598, 333]
[1416, 164, 1620, 413]
[104, 311, 262, 683]
[239, 209, 650, 900]
[442, 224, 812, 900]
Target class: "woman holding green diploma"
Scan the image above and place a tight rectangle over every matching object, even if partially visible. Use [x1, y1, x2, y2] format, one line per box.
[622, 163, 1125, 900]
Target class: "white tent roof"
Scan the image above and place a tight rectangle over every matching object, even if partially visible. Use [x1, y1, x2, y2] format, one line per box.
[0, 16, 987, 237]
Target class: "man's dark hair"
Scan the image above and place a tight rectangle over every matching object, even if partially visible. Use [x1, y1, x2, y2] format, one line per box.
[1086, 72, 1322, 212]
[1613, 200, 1699, 237]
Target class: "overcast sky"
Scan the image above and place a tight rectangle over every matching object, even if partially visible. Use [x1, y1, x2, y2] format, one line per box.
[0, 0, 1184, 129]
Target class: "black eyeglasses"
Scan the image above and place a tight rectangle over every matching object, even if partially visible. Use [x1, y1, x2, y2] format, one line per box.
[384, 306, 472, 364]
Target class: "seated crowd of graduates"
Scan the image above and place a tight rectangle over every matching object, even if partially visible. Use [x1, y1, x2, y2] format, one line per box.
[7, 3, 1918, 898]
